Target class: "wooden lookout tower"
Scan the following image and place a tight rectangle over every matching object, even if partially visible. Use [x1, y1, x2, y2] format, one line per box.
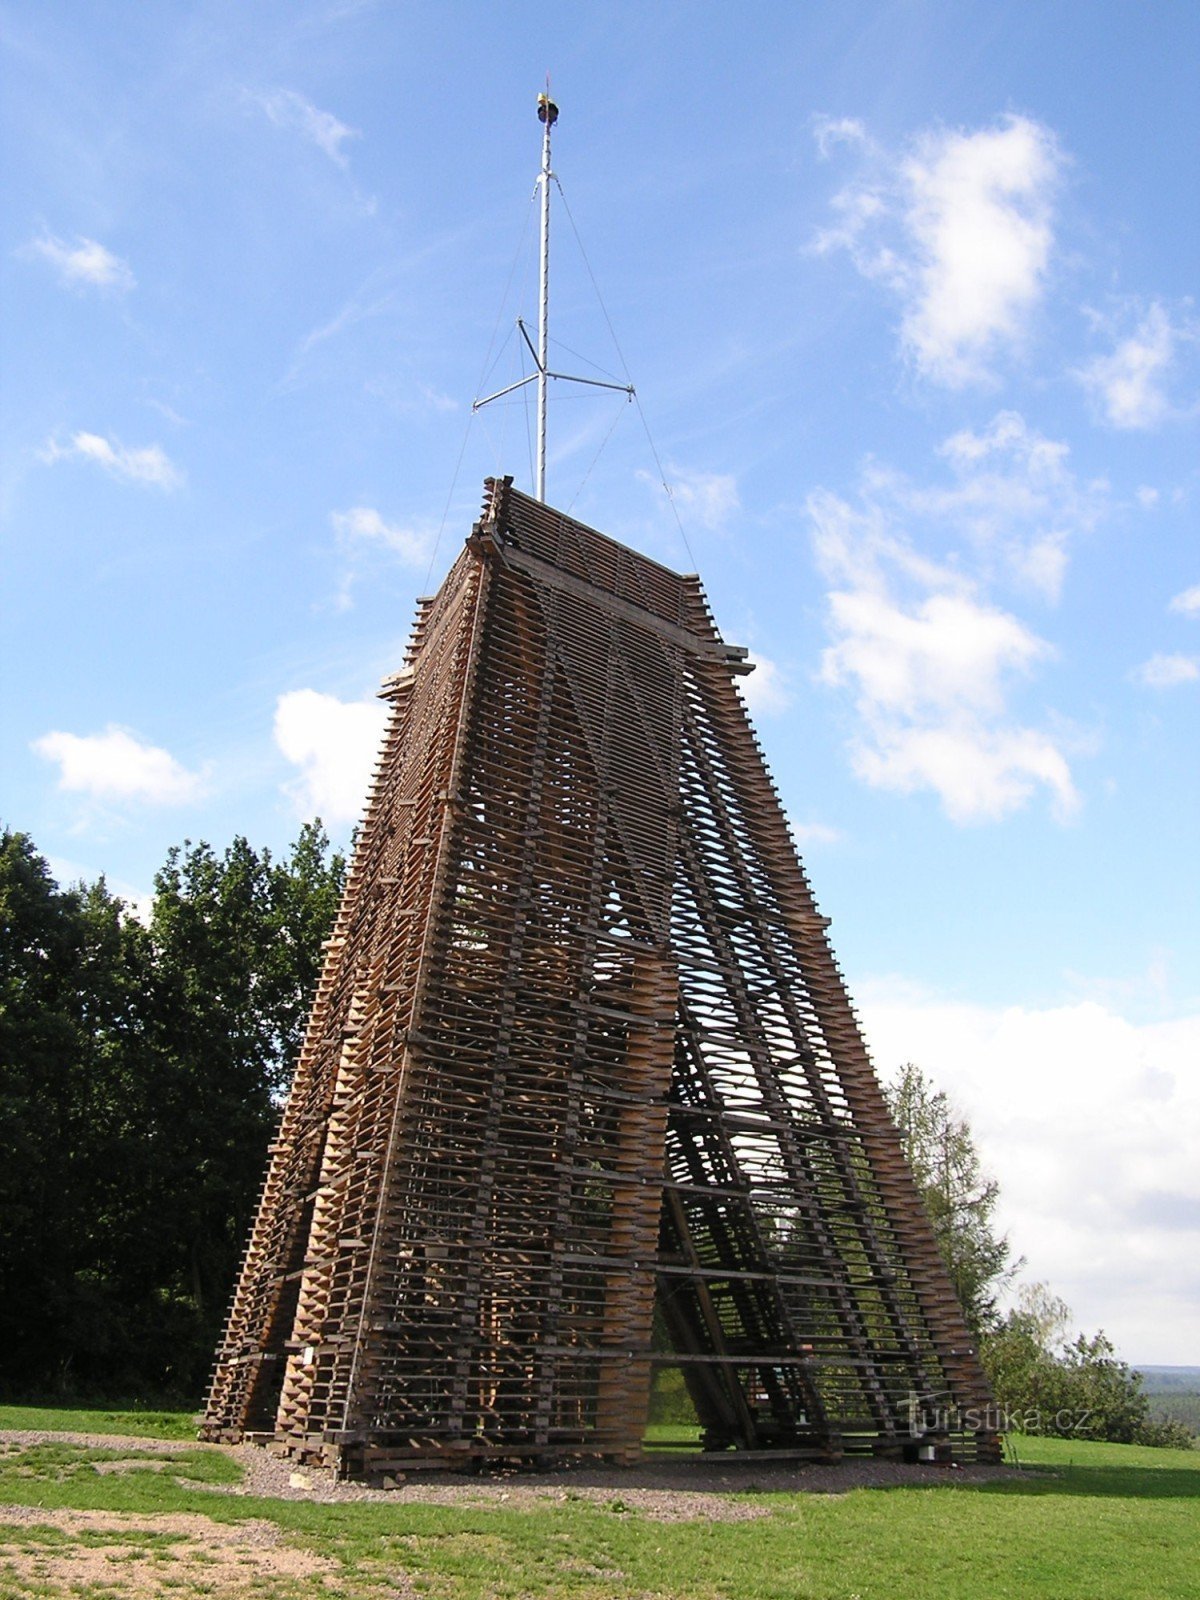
[203, 476, 999, 1475]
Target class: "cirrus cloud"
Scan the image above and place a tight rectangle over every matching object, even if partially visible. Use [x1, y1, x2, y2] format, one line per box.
[331, 505, 428, 563]
[639, 464, 740, 534]
[26, 232, 135, 292]
[40, 430, 184, 490]
[249, 87, 359, 167]
[812, 114, 870, 159]
[788, 817, 842, 847]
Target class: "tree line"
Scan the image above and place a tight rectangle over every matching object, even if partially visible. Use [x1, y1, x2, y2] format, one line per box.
[1, 822, 1191, 1445]
[0, 824, 345, 1399]
[887, 1062, 1194, 1449]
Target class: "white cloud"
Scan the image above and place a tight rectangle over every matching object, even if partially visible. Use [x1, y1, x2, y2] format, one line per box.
[810, 183, 893, 273]
[331, 505, 428, 563]
[813, 114, 1063, 386]
[274, 688, 386, 824]
[788, 818, 842, 847]
[808, 438, 1083, 824]
[901, 117, 1060, 385]
[919, 410, 1104, 601]
[1077, 301, 1183, 429]
[939, 409, 1069, 477]
[1132, 653, 1200, 689]
[821, 585, 1048, 718]
[655, 465, 740, 533]
[1168, 584, 1200, 619]
[860, 986, 1200, 1364]
[812, 114, 869, 159]
[330, 506, 431, 610]
[251, 87, 359, 166]
[27, 232, 134, 292]
[148, 398, 190, 428]
[281, 275, 400, 386]
[33, 725, 204, 805]
[416, 383, 457, 414]
[41, 430, 184, 490]
[47, 855, 154, 923]
[739, 653, 790, 717]
[852, 721, 1077, 824]
[1063, 949, 1174, 1018]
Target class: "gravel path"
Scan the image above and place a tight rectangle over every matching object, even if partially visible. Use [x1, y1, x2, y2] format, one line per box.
[0, 1431, 198, 1457]
[1, 1428, 1020, 1521]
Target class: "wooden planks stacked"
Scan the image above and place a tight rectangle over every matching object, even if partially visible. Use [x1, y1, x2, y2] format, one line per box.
[202, 477, 998, 1471]
[203, 548, 488, 1451]
[657, 601, 997, 1458]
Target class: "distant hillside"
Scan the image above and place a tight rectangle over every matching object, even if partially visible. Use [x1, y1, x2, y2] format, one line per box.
[1136, 1368, 1200, 1440]
[1136, 1366, 1200, 1394]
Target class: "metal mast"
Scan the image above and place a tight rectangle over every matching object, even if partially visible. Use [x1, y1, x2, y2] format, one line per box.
[474, 91, 634, 505]
[535, 91, 554, 501]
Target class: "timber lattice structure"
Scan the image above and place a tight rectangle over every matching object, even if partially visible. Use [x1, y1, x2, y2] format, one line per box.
[204, 478, 998, 1474]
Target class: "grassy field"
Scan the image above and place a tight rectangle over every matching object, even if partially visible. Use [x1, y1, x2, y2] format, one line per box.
[0, 1404, 198, 1441]
[1, 1404, 1197, 1599]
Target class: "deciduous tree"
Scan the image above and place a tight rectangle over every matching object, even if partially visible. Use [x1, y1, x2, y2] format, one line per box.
[984, 1282, 1151, 1444]
[0, 822, 345, 1397]
[885, 1062, 1018, 1336]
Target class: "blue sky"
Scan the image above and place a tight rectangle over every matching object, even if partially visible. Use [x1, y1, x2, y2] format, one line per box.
[2, 0, 1197, 1363]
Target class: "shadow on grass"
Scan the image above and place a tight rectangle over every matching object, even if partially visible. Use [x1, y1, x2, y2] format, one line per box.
[962, 1460, 1200, 1501]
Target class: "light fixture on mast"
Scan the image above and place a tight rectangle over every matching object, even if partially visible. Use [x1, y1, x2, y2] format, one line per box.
[473, 91, 635, 504]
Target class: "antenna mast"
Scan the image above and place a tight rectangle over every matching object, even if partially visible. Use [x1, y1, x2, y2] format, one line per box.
[535, 90, 554, 502]
[474, 91, 634, 505]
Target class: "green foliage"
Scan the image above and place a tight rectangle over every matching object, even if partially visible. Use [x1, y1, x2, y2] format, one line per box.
[883, 1070, 1177, 1454]
[0, 834, 153, 1393]
[1061, 1330, 1149, 1443]
[646, 1366, 700, 1426]
[1134, 1415, 1196, 1450]
[983, 1284, 1153, 1445]
[0, 823, 345, 1401]
[143, 825, 345, 1378]
[885, 1062, 1018, 1335]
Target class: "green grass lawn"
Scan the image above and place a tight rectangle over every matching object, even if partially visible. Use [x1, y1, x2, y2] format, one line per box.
[0, 1403, 197, 1440]
[0, 1407, 1197, 1599]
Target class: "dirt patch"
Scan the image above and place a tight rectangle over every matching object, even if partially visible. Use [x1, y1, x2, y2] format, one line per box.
[92, 1456, 172, 1474]
[0, 1431, 198, 1456]
[0, 1504, 340, 1598]
[225, 1437, 1018, 1520]
[0, 1429, 1020, 1596]
[0, 1427, 1018, 1523]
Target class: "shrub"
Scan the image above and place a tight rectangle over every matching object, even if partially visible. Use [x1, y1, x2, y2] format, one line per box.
[1134, 1416, 1195, 1450]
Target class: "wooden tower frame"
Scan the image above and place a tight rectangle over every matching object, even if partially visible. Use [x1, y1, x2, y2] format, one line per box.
[204, 478, 998, 1474]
